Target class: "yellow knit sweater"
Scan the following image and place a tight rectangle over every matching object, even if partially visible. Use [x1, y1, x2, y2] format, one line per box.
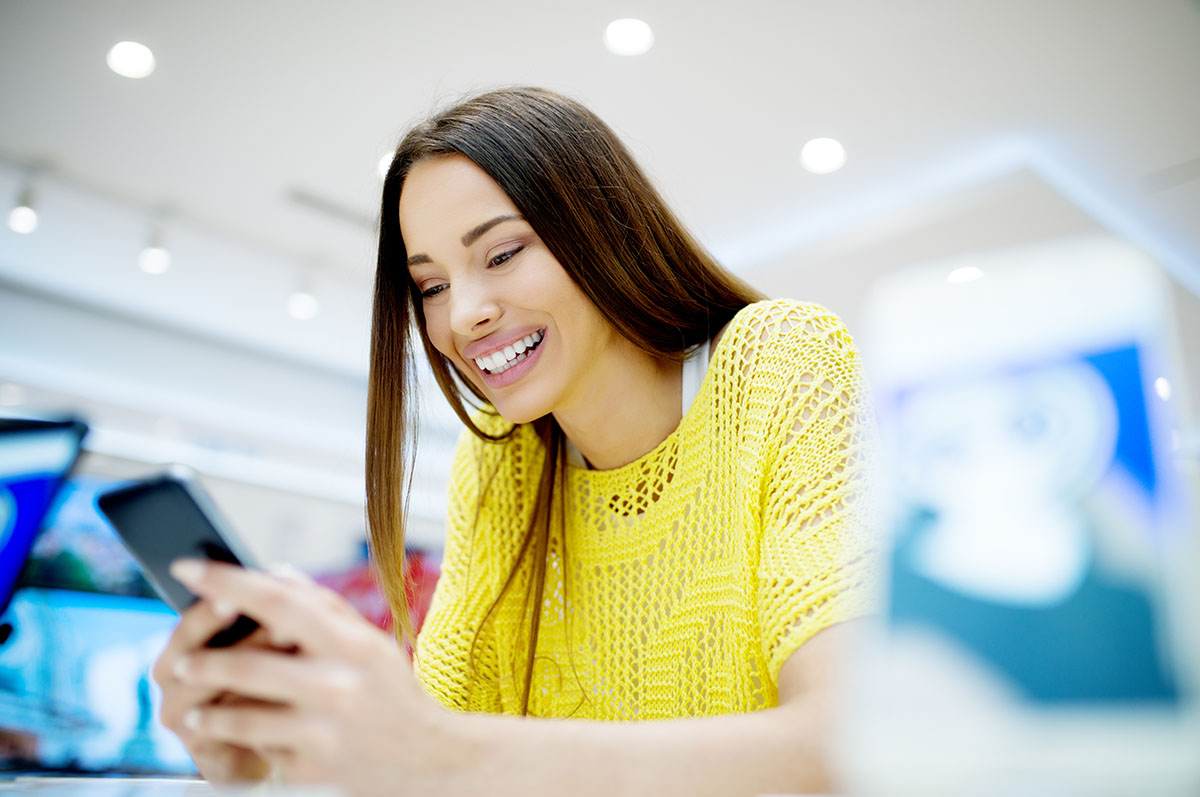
[414, 299, 874, 718]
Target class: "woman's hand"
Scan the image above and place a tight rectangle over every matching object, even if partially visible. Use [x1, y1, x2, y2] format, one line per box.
[152, 597, 278, 783]
[160, 560, 459, 795]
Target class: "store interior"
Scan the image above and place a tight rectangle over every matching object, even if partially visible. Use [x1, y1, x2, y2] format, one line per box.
[1, 0, 1198, 786]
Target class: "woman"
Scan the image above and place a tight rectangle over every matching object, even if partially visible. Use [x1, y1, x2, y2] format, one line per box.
[154, 87, 874, 796]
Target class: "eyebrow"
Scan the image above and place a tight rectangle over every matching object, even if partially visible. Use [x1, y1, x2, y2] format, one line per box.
[462, 214, 523, 247]
[406, 214, 524, 268]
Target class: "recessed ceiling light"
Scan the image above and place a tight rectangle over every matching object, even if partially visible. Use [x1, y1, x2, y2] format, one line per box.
[604, 19, 654, 56]
[107, 41, 156, 79]
[946, 266, 984, 284]
[800, 137, 846, 174]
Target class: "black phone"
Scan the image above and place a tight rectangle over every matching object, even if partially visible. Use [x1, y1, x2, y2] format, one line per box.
[97, 471, 262, 648]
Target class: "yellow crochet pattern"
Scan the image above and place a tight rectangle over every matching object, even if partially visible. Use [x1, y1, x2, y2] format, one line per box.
[415, 299, 875, 718]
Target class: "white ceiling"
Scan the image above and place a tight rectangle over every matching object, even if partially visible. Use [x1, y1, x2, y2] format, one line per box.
[2, 0, 1199, 362]
[0, 1, 1198, 538]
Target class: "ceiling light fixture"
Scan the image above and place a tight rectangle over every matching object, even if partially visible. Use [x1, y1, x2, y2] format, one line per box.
[288, 269, 320, 320]
[800, 137, 847, 174]
[107, 41, 156, 79]
[8, 181, 38, 234]
[139, 216, 171, 274]
[288, 289, 319, 321]
[946, 266, 984, 284]
[604, 19, 654, 56]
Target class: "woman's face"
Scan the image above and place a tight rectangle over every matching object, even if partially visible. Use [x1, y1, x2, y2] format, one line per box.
[398, 154, 621, 424]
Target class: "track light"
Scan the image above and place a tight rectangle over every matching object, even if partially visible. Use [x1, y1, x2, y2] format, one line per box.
[139, 217, 171, 274]
[288, 268, 320, 320]
[8, 183, 38, 234]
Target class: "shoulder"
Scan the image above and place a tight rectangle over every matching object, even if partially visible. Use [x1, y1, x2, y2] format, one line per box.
[720, 298, 861, 373]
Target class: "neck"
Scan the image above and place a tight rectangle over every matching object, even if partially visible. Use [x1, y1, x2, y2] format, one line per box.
[553, 340, 681, 471]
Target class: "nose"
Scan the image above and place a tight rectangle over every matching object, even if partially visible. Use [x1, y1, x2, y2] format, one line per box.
[448, 276, 502, 336]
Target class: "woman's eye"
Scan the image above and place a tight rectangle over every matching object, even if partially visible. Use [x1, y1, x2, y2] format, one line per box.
[420, 283, 448, 300]
[489, 246, 523, 268]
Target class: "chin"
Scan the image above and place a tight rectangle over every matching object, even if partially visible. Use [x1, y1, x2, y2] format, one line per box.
[488, 399, 549, 426]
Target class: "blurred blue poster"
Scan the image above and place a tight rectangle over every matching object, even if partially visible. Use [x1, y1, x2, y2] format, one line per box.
[886, 344, 1178, 704]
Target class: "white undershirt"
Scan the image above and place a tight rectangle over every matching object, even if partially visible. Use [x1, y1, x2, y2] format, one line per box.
[567, 337, 711, 469]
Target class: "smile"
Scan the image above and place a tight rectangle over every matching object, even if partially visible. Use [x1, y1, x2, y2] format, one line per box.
[474, 329, 544, 375]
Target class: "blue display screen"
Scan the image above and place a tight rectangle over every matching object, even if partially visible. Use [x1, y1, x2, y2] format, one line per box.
[884, 342, 1183, 706]
[0, 425, 83, 615]
[1, 468, 196, 775]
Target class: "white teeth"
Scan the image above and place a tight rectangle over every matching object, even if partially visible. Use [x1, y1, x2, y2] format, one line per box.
[473, 330, 545, 374]
[491, 352, 526, 374]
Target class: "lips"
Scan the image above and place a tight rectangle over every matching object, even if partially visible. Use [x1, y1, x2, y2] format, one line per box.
[473, 329, 544, 374]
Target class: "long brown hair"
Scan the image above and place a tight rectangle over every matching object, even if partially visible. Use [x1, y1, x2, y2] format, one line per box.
[367, 86, 763, 712]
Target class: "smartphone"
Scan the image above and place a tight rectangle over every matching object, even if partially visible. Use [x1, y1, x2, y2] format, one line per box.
[97, 471, 262, 648]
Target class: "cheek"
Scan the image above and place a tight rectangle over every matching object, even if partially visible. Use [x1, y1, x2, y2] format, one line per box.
[535, 262, 603, 333]
[556, 285, 613, 349]
[423, 312, 488, 391]
[422, 313, 456, 362]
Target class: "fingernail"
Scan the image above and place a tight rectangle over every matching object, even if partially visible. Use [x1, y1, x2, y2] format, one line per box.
[173, 657, 191, 681]
[183, 708, 202, 731]
[211, 600, 237, 622]
[170, 560, 206, 586]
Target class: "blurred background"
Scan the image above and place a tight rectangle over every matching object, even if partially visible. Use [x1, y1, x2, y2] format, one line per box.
[1, 0, 1198, 782]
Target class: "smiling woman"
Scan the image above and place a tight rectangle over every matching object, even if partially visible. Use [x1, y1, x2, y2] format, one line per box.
[151, 86, 876, 796]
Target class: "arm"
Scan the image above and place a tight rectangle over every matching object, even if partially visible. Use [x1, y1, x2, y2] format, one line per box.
[168, 560, 861, 796]
[439, 619, 859, 797]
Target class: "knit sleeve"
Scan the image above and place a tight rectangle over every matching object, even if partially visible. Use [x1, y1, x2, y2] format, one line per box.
[752, 304, 878, 681]
[413, 422, 504, 713]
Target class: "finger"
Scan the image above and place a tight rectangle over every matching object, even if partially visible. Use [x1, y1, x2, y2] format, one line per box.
[184, 701, 336, 755]
[163, 689, 276, 744]
[170, 560, 360, 656]
[175, 647, 361, 709]
[155, 608, 280, 738]
[258, 747, 324, 786]
[152, 598, 240, 688]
